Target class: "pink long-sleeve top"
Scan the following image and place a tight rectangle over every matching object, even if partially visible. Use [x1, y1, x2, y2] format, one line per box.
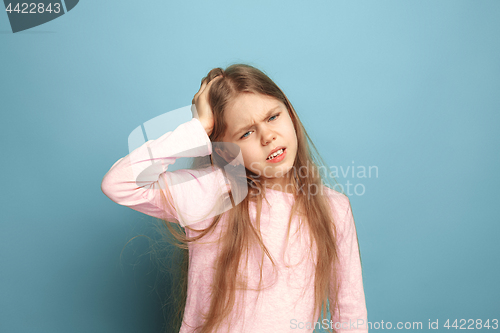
[101, 117, 368, 333]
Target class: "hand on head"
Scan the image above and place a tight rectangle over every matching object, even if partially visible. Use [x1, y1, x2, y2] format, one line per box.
[191, 75, 223, 136]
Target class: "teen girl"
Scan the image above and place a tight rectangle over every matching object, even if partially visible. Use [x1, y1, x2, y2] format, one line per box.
[101, 64, 368, 333]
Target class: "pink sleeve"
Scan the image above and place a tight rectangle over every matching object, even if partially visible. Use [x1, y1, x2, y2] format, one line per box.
[330, 199, 368, 332]
[100, 117, 231, 227]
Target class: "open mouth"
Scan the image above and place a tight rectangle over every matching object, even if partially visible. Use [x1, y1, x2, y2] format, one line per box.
[266, 148, 286, 161]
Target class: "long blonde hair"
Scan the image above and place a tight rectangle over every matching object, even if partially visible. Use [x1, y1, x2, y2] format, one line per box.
[153, 63, 348, 333]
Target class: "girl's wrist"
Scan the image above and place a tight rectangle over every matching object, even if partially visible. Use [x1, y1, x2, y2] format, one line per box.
[197, 119, 212, 136]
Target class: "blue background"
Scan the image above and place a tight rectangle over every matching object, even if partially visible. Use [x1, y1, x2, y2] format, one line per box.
[1, 0, 499, 332]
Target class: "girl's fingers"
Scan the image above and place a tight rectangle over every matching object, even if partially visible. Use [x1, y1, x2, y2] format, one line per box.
[192, 83, 205, 104]
[200, 76, 221, 96]
[193, 75, 221, 104]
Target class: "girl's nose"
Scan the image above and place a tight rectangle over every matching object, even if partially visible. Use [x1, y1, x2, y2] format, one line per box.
[261, 130, 276, 145]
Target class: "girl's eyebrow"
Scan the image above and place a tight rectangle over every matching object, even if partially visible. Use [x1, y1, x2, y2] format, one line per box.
[232, 106, 281, 137]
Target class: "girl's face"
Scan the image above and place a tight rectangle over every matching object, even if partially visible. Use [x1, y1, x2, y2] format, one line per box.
[220, 93, 298, 190]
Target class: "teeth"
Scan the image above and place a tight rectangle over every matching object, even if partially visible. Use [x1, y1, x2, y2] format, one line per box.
[267, 148, 284, 160]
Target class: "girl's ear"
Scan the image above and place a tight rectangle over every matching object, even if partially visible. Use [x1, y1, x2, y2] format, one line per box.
[214, 146, 231, 164]
[214, 146, 223, 157]
[214, 143, 241, 164]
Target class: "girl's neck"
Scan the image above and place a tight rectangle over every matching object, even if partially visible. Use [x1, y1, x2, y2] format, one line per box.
[261, 175, 296, 194]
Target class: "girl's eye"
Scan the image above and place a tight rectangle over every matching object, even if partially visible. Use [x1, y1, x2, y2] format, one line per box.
[269, 113, 280, 122]
[240, 113, 280, 139]
[241, 131, 251, 139]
